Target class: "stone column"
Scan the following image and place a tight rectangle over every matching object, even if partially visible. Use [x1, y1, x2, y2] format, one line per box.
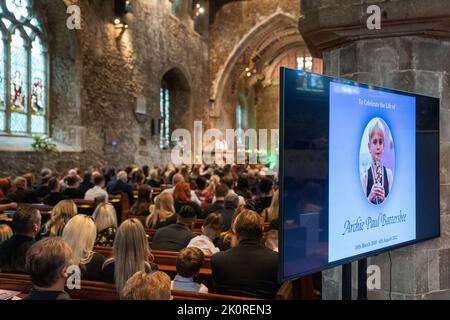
[299, 0, 450, 299]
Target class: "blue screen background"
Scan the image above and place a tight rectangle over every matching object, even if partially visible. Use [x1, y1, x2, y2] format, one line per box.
[328, 81, 416, 262]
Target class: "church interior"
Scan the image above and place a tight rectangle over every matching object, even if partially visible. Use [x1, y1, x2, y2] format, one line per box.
[0, 0, 449, 303]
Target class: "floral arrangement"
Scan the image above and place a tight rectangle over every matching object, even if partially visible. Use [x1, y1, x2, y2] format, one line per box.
[30, 135, 59, 154]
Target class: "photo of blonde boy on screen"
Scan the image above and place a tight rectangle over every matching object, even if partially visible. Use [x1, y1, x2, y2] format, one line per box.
[360, 118, 394, 205]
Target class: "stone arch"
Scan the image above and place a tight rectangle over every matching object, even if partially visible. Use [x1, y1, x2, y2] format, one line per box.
[170, 0, 194, 26]
[211, 12, 307, 131]
[160, 67, 193, 140]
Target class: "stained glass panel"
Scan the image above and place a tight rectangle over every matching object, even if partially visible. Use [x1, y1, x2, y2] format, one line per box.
[10, 112, 26, 132]
[305, 56, 313, 71]
[1, 18, 12, 30]
[0, 112, 4, 131]
[160, 88, 170, 149]
[296, 56, 304, 70]
[31, 37, 45, 116]
[1, 0, 47, 135]
[30, 18, 39, 28]
[5, 0, 30, 21]
[24, 25, 32, 36]
[165, 88, 170, 147]
[31, 115, 45, 133]
[10, 30, 27, 114]
[0, 36, 5, 112]
[160, 88, 164, 148]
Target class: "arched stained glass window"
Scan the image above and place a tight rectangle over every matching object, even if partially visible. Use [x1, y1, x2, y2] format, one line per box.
[160, 86, 170, 149]
[0, 0, 48, 135]
[31, 36, 45, 133]
[10, 30, 28, 132]
[5, 0, 31, 20]
[0, 31, 5, 131]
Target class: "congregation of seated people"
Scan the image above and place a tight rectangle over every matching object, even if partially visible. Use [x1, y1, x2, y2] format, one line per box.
[0, 163, 280, 300]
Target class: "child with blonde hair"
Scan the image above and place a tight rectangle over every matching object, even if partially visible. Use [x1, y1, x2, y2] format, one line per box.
[362, 119, 393, 204]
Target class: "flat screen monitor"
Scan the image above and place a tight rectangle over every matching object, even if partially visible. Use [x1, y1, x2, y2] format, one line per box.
[279, 67, 440, 281]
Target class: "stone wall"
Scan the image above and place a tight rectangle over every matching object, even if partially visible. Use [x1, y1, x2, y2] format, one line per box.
[0, 0, 209, 176]
[300, 0, 450, 300]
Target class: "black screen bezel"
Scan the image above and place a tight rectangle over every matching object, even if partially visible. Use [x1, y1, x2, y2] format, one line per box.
[279, 67, 440, 282]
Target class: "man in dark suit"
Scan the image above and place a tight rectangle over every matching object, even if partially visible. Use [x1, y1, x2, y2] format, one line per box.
[151, 206, 196, 251]
[0, 206, 42, 273]
[219, 193, 239, 231]
[211, 209, 279, 299]
[25, 237, 72, 300]
[107, 170, 134, 206]
[43, 178, 67, 206]
[202, 183, 228, 218]
[61, 175, 84, 199]
[36, 175, 51, 199]
[78, 171, 95, 197]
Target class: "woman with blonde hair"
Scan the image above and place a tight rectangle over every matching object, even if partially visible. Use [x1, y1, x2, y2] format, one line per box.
[92, 202, 118, 247]
[101, 218, 158, 292]
[120, 271, 172, 300]
[0, 224, 13, 244]
[262, 189, 279, 224]
[40, 200, 78, 237]
[202, 175, 220, 204]
[145, 192, 176, 229]
[62, 215, 106, 280]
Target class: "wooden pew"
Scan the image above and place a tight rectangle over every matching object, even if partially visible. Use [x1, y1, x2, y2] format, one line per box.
[172, 290, 259, 301]
[92, 246, 213, 288]
[72, 199, 97, 215]
[145, 228, 202, 243]
[0, 273, 258, 300]
[16, 203, 53, 224]
[108, 193, 130, 223]
[1, 195, 127, 227]
[194, 220, 270, 232]
[129, 215, 148, 226]
[93, 247, 212, 269]
[152, 188, 162, 198]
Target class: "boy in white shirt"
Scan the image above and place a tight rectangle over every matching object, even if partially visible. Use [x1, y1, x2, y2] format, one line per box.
[171, 247, 208, 293]
[84, 175, 108, 203]
[187, 213, 223, 255]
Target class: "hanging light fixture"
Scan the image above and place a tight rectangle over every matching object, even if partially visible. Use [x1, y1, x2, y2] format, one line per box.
[194, 2, 205, 17]
[114, 0, 131, 29]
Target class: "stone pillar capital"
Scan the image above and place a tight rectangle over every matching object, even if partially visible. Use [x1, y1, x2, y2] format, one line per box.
[299, 0, 450, 58]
